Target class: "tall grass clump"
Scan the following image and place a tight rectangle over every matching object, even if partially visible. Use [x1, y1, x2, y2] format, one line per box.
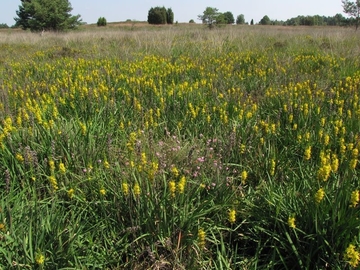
[0, 25, 360, 268]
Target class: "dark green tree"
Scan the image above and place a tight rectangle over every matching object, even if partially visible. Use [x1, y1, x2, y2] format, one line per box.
[250, 19, 254, 25]
[236, 14, 245, 25]
[148, 6, 167, 24]
[166, 8, 174, 24]
[259, 15, 271, 25]
[342, 0, 360, 29]
[97, 17, 107, 27]
[0, 23, 9, 29]
[15, 0, 81, 31]
[198, 7, 221, 29]
[223, 11, 235, 24]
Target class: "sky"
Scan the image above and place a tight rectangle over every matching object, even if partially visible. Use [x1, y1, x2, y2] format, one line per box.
[0, 0, 345, 26]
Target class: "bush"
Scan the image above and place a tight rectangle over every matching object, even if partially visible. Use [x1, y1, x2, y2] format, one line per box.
[97, 17, 107, 27]
[0, 23, 9, 29]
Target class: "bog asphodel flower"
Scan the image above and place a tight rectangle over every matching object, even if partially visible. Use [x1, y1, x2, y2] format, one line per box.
[288, 216, 296, 228]
[350, 190, 359, 208]
[198, 228, 206, 249]
[315, 188, 325, 204]
[344, 244, 360, 268]
[168, 180, 176, 197]
[228, 209, 236, 224]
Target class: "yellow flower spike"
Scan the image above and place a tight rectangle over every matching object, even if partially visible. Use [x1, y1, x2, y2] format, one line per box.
[177, 176, 186, 194]
[122, 182, 129, 196]
[171, 166, 179, 178]
[350, 190, 359, 208]
[67, 188, 75, 199]
[35, 252, 45, 265]
[270, 159, 276, 176]
[241, 170, 248, 185]
[304, 146, 312, 160]
[228, 209, 236, 224]
[315, 188, 325, 204]
[344, 244, 360, 268]
[99, 188, 106, 196]
[133, 183, 141, 197]
[168, 180, 176, 198]
[0, 223, 5, 232]
[103, 160, 110, 169]
[59, 162, 66, 174]
[331, 154, 339, 172]
[15, 153, 24, 163]
[198, 228, 206, 249]
[287, 216, 296, 229]
[48, 175, 58, 190]
[350, 159, 358, 170]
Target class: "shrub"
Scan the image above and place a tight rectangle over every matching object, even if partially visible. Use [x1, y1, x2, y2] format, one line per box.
[97, 17, 107, 27]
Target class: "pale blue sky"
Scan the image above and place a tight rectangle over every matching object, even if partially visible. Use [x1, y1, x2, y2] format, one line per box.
[1, 0, 344, 26]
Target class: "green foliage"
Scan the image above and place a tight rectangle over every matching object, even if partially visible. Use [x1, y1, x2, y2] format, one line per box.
[147, 6, 167, 25]
[198, 7, 221, 29]
[222, 11, 235, 24]
[15, 0, 82, 32]
[0, 23, 9, 29]
[166, 8, 174, 24]
[250, 19, 254, 25]
[97, 17, 107, 27]
[236, 14, 245, 25]
[342, 0, 360, 29]
[189, 19, 195, 23]
[260, 15, 271, 25]
[1, 27, 360, 269]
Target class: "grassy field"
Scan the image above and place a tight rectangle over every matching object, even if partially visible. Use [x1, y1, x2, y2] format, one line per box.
[0, 24, 360, 269]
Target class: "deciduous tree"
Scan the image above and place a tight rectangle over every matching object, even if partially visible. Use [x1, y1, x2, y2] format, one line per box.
[236, 14, 245, 25]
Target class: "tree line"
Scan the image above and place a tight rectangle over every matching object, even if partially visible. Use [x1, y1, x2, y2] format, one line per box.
[4, 0, 360, 31]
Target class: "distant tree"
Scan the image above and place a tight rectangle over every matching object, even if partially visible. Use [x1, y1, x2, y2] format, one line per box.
[166, 8, 174, 24]
[189, 19, 195, 23]
[15, 0, 81, 31]
[97, 17, 107, 26]
[0, 23, 9, 29]
[148, 6, 167, 24]
[259, 15, 271, 25]
[342, 0, 360, 29]
[236, 14, 245, 25]
[216, 13, 226, 24]
[250, 19, 254, 25]
[223, 11, 235, 24]
[198, 7, 221, 29]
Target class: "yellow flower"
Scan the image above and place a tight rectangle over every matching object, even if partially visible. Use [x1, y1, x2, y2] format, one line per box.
[241, 170, 248, 185]
[177, 176, 186, 194]
[331, 154, 339, 172]
[122, 182, 129, 196]
[169, 180, 176, 197]
[15, 153, 24, 163]
[228, 209, 236, 224]
[171, 166, 179, 178]
[35, 252, 45, 265]
[67, 188, 75, 199]
[103, 160, 110, 169]
[198, 228, 206, 249]
[288, 216, 296, 228]
[315, 188, 325, 204]
[0, 223, 5, 232]
[48, 159, 55, 172]
[270, 159, 276, 176]
[350, 190, 359, 208]
[48, 175, 58, 190]
[304, 146, 311, 160]
[350, 159, 358, 170]
[344, 244, 360, 268]
[133, 183, 141, 196]
[99, 188, 106, 196]
[59, 162, 66, 174]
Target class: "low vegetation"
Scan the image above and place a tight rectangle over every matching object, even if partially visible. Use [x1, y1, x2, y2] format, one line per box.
[0, 25, 360, 269]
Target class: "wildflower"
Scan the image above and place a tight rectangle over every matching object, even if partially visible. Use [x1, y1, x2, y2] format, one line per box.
[103, 160, 110, 169]
[288, 216, 296, 228]
[168, 180, 176, 197]
[331, 154, 339, 172]
[141, 152, 147, 166]
[67, 188, 74, 199]
[122, 182, 129, 196]
[99, 188, 106, 196]
[177, 176, 186, 194]
[35, 252, 45, 265]
[133, 183, 141, 197]
[350, 190, 359, 208]
[350, 159, 358, 170]
[0, 223, 5, 232]
[270, 159, 276, 176]
[59, 162, 66, 174]
[15, 153, 24, 163]
[228, 209, 236, 224]
[198, 228, 206, 249]
[344, 244, 360, 268]
[48, 159, 55, 172]
[48, 175, 58, 190]
[171, 166, 179, 178]
[79, 121, 86, 135]
[315, 188, 325, 204]
[303, 146, 311, 160]
[241, 170, 248, 185]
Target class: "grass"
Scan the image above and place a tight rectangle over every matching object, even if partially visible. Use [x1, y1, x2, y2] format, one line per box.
[0, 24, 360, 269]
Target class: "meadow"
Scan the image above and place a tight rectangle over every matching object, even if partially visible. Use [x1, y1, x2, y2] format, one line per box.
[0, 24, 360, 269]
